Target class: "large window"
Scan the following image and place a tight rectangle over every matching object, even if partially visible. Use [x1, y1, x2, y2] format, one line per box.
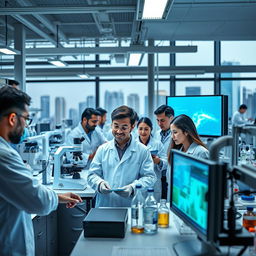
[176, 81, 214, 96]
[221, 80, 256, 119]
[27, 82, 95, 125]
[221, 41, 256, 66]
[175, 41, 214, 79]
[99, 81, 147, 118]
[221, 41, 256, 78]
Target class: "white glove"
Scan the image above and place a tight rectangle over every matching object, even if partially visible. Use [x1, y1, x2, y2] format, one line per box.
[114, 185, 133, 198]
[99, 181, 111, 194]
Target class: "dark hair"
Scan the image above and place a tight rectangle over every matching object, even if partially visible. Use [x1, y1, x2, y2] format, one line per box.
[81, 108, 101, 121]
[168, 114, 207, 164]
[137, 117, 153, 131]
[8, 79, 20, 86]
[239, 104, 247, 110]
[154, 105, 174, 117]
[0, 85, 31, 116]
[96, 107, 107, 116]
[111, 105, 136, 125]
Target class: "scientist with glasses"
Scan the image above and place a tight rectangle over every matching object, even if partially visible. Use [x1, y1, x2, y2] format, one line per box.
[67, 108, 106, 170]
[87, 105, 156, 207]
[0, 85, 82, 255]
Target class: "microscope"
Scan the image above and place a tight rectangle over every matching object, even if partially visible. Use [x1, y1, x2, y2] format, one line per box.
[52, 137, 87, 190]
[18, 129, 64, 184]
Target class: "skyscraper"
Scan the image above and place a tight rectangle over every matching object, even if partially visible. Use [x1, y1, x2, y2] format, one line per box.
[104, 90, 124, 114]
[55, 97, 66, 125]
[69, 108, 79, 127]
[144, 90, 168, 116]
[242, 87, 256, 118]
[186, 87, 201, 95]
[221, 61, 241, 118]
[127, 93, 140, 115]
[79, 101, 87, 118]
[87, 95, 95, 108]
[40, 95, 50, 120]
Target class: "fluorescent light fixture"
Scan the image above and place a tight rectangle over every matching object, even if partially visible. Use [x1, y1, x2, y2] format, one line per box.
[127, 53, 144, 66]
[0, 46, 20, 55]
[78, 73, 90, 79]
[137, 0, 174, 20]
[48, 59, 67, 67]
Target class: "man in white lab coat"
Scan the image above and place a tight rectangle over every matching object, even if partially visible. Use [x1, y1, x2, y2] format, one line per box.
[154, 105, 175, 199]
[0, 86, 82, 256]
[232, 104, 252, 126]
[67, 108, 106, 169]
[87, 105, 156, 207]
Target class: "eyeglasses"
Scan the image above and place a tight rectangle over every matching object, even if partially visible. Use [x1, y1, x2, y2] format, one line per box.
[112, 124, 130, 132]
[15, 113, 32, 126]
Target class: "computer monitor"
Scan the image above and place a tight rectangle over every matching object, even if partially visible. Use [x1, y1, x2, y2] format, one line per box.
[170, 150, 225, 244]
[166, 95, 228, 137]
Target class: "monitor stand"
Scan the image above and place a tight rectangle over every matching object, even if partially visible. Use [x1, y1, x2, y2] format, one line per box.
[173, 239, 221, 256]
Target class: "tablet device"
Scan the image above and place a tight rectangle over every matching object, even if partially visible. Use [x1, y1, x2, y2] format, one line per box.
[150, 150, 158, 155]
[110, 188, 125, 192]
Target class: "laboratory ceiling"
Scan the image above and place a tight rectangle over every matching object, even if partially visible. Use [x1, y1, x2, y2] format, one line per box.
[0, 0, 256, 78]
[1, 0, 256, 44]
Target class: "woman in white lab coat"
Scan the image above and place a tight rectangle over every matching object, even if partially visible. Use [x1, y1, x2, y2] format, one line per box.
[166, 114, 209, 185]
[169, 114, 209, 158]
[136, 117, 166, 202]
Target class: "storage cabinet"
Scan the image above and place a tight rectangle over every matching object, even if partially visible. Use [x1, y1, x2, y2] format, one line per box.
[33, 200, 89, 256]
[57, 202, 87, 255]
[33, 211, 57, 256]
[33, 216, 47, 256]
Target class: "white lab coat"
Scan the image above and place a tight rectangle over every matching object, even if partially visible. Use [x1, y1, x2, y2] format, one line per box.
[186, 142, 209, 159]
[136, 136, 166, 202]
[0, 136, 58, 255]
[232, 111, 248, 126]
[153, 129, 170, 171]
[66, 123, 106, 169]
[87, 137, 156, 207]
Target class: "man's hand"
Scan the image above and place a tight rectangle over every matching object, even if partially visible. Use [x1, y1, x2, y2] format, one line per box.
[152, 155, 161, 164]
[88, 150, 97, 160]
[99, 181, 111, 194]
[58, 192, 83, 208]
[114, 185, 133, 198]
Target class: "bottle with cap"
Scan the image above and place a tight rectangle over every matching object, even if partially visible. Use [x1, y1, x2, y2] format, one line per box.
[248, 226, 256, 256]
[243, 207, 256, 231]
[158, 199, 169, 228]
[131, 184, 145, 234]
[144, 188, 158, 234]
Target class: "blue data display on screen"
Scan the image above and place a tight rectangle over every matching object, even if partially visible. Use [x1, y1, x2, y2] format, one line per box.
[172, 153, 209, 234]
[167, 96, 222, 136]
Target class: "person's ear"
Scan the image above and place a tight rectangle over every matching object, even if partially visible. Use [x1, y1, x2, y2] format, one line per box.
[82, 117, 87, 124]
[130, 123, 135, 131]
[8, 113, 17, 127]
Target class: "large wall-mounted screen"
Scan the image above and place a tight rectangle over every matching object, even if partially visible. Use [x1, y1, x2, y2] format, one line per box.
[166, 95, 228, 137]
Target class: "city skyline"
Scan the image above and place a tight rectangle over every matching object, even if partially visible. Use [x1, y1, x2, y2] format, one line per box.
[36, 80, 256, 127]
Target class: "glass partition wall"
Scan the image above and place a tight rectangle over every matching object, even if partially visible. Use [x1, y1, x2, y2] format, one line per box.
[25, 40, 256, 127]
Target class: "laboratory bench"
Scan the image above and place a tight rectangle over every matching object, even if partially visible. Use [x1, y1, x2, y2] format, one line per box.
[71, 210, 254, 256]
